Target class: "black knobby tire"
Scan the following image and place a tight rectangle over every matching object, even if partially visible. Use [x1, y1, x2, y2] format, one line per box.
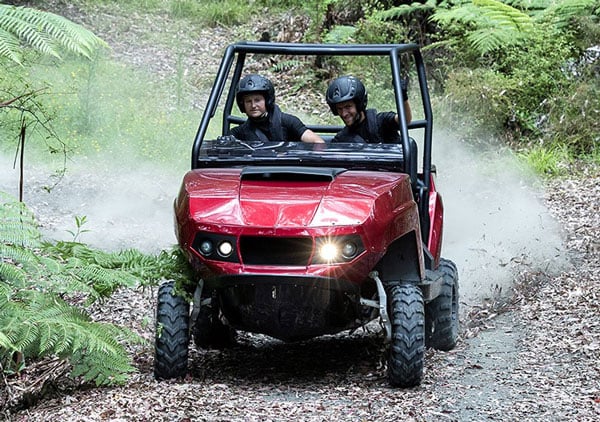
[426, 258, 459, 351]
[154, 281, 190, 379]
[387, 283, 425, 388]
[192, 297, 234, 349]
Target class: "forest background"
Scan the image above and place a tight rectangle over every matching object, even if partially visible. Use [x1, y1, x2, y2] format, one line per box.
[0, 0, 599, 409]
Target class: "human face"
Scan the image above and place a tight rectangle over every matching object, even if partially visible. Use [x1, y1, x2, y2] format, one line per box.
[243, 94, 267, 118]
[335, 100, 362, 127]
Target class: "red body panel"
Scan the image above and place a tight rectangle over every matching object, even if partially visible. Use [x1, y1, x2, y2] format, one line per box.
[427, 174, 444, 268]
[174, 168, 423, 284]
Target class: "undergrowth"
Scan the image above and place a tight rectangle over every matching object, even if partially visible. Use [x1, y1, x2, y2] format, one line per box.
[0, 192, 194, 386]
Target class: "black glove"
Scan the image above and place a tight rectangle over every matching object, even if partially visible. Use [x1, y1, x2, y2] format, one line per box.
[400, 76, 409, 102]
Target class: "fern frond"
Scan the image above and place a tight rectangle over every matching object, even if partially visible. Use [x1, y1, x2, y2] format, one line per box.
[375, 0, 437, 21]
[0, 244, 42, 272]
[432, 0, 534, 55]
[0, 330, 16, 351]
[44, 241, 193, 288]
[270, 59, 301, 72]
[0, 261, 27, 285]
[467, 27, 524, 54]
[1, 285, 140, 385]
[0, 26, 21, 63]
[65, 262, 137, 300]
[537, 0, 598, 27]
[430, 2, 482, 27]
[0, 192, 41, 247]
[0, 4, 107, 64]
[323, 25, 357, 44]
[474, 0, 534, 32]
[0, 194, 143, 386]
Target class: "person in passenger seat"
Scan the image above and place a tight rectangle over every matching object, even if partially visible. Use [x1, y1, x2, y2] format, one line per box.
[231, 74, 324, 143]
[325, 75, 412, 143]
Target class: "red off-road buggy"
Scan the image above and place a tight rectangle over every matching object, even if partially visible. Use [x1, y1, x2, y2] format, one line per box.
[154, 42, 459, 387]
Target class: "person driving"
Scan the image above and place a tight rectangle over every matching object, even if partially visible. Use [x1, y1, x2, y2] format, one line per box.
[231, 74, 324, 143]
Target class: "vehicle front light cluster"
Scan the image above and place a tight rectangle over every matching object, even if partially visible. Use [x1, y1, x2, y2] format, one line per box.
[192, 232, 239, 263]
[313, 235, 364, 264]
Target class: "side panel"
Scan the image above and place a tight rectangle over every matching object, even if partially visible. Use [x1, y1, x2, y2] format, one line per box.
[427, 174, 444, 269]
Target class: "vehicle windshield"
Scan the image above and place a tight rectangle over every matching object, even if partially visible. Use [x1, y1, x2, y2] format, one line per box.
[197, 137, 408, 173]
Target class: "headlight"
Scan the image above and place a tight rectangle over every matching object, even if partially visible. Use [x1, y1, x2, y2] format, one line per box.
[313, 235, 364, 264]
[192, 233, 238, 263]
[341, 241, 358, 259]
[217, 241, 233, 257]
[199, 240, 213, 256]
[319, 242, 340, 261]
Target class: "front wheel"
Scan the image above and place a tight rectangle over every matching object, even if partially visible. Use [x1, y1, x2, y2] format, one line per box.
[154, 281, 190, 379]
[387, 284, 425, 388]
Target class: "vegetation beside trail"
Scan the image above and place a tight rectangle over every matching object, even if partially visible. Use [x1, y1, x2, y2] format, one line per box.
[0, 192, 193, 387]
[1, 0, 599, 399]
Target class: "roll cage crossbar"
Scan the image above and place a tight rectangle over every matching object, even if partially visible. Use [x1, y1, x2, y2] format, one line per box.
[191, 41, 434, 239]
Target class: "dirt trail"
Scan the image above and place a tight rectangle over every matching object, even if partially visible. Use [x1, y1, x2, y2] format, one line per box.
[2, 2, 599, 421]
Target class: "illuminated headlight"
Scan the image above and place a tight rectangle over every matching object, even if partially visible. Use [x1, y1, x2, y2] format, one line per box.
[319, 242, 340, 261]
[217, 241, 233, 257]
[313, 235, 364, 264]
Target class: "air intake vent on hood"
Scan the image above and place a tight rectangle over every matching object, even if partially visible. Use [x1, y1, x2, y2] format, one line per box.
[240, 166, 346, 182]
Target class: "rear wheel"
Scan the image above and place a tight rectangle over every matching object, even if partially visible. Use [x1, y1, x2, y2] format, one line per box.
[154, 281, 190, 379]
[387, 283, 425, 388]
[425, 258, 459, 351]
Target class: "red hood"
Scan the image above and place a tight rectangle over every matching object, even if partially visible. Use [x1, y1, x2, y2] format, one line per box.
[179, 168, 412, 228]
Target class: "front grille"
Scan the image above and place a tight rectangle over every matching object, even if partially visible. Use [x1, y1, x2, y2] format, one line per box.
[239, 236, 313, 266]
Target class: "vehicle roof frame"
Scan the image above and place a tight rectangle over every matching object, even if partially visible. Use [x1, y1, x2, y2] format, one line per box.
[191, 41, 434, 195]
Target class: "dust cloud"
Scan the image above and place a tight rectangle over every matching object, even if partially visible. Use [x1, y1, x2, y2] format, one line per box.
[1, 133, 569, 305]
[432, 129, 568, 305]
[0, 154, 185, 254]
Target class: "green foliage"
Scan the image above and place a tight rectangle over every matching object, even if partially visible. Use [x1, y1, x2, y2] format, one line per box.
[0, 4, 106, 65]
[169, 0, 252, 26]
[0, 287, 139, 386]
[271, 59, 302, 72]
[66, 215, 91, 242]
[431, 0, 534, 55]
[518, 143, 572, 177]
[323, 25, 357, 44]
[374, 0, 439, 21]
[43, 241, 195, 292]
[0, 192, 194, 386]
[537, 77, 600, 155]
[436, 68, 510, 136]
[0, 56, 197, 167]
[537, 0, 600, 29]
[429, 0, 599, 159]
[0, 193, 138, 384]
[355, 15, 410, 44]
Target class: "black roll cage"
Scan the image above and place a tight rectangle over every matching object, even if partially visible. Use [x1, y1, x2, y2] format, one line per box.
[190, 41, 434, 240]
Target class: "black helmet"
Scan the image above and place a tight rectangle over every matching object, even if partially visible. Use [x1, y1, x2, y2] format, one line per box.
[325, 75, 368, 115]
[236, 74, 275, 112]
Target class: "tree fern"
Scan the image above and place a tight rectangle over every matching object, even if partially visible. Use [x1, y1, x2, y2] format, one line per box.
[431, 0, 534, 55]
[0, 4, 107, 64]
